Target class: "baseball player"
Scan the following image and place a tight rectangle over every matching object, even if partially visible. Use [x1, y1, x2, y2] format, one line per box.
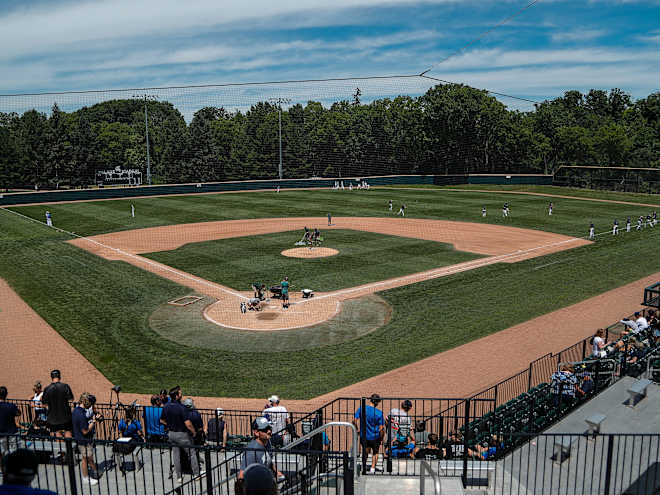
[502, 203, 509, 218]
[482, 206, 487, 217]
[45, 210, 53, 227]
[647, 213, 653, 227]
[340, 181, 344, 190]
[612, 219, 619, 235]
[276, 185, 280, 193]
[327, 212, 332, 226]
[589, 223, 595, 240]
[626, 217, 631, 232]
[548, 202, 553, 215]
[637, 216, 643, 231]
[653, 211, 657, 226]
[388, 200, 393, 212]
[280, 276, 290, 309]
[131, 204, 135, 218]
[397, 204, 406, 216]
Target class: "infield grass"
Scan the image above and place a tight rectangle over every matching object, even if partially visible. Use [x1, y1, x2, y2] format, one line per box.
[2, 187, 660, 398]
[142, 229, 482, 292]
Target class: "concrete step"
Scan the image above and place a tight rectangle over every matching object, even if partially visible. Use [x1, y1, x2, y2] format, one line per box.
[360, 474, 464, 495]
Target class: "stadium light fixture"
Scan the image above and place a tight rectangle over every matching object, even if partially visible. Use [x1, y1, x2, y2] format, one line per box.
[132, 94, 158, 185]
[269, 97, 291, 180]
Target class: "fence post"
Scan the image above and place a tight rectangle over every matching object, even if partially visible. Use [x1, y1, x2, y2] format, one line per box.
[65, 438, 78, 495]
[462, 399, 470, 488]
[360, 397, 367, 475]
[527, 361, 534, 391]
[604, 435, 615, 494]
[204, 448, 213, 494]
[343, 451, 354, 495]
[582, 339, 587, 360]
[386, 419, 392, 473]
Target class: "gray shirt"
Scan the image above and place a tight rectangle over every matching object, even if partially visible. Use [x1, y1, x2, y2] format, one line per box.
[241, 439, 273, 471]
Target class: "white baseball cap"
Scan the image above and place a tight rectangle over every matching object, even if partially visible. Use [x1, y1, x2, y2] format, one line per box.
[268, 395, 280, 403]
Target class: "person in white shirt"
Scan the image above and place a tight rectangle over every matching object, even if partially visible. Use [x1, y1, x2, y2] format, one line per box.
[263, 395, 288, 447]
[387, 400, 413, 444]
[635, 311, 649, 331]
[591, 329, 607, 358]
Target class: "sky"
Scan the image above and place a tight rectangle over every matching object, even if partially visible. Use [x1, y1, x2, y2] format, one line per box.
[1, 0, 659, 114]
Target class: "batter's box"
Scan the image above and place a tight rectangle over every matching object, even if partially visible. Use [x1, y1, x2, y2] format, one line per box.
[168, 295, 203, 306]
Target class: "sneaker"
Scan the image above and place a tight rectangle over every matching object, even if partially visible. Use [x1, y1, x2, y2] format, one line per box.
[373, 467, 383, 472]
[81, 477, 99, 485]
[369, 468, 375, 474]
[175, 477, 183, 484]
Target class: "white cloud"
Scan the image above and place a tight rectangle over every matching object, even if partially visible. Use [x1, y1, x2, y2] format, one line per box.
[551, 29, 607, 42]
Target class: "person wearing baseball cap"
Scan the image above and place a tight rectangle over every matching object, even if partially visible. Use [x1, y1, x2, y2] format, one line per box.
[387, 399, 413, 446]
[263, 395, 288, 448]
[207, 408, 228, 446]
[352, 394, 385, 473]
[238, 417, 283, 484]
[1, 448, 58, 494]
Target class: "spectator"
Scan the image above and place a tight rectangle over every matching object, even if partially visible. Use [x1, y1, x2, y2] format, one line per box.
[159, 386, 200, 483]
[71, 393, 99, 485]
[352, 393, 385, 474]
[386, 400, 412, 445]
[388, 423, 415, 459]
[620, 317, 641, 335]
[41, 370, 74, 439]
[413, 421, 427, 448]
[207, 408, 228, 447]
[183, 398, 205, 446]
[263, 396, 288, 448]
[237, 463, 278, 495]
[0, 387, 20, 463]
[30, 382, 46, 426]
[635, 311, 649, 332]
[0, 448, 58, 494]
[238, 417, 283, 482]
[577, 372, 594, 398]
[591, 329, 607, 358]
[159, 389, 171, 405]
[414, 433, 442, 459]
[118, 405, 144, 442]
[550, 365, 578, 406]
[144, 395, 167, 443]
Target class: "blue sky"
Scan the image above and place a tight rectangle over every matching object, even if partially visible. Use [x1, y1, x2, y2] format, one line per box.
[1, 0, 659, 113]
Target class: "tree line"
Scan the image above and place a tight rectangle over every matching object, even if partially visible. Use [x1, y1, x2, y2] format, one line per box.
[1, 84, 659, 190]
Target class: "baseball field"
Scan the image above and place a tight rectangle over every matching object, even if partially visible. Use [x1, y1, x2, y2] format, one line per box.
[1, 184, 659, 400]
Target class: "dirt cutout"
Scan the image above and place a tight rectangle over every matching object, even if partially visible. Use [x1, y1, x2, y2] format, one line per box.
[281, 247, 339, 258]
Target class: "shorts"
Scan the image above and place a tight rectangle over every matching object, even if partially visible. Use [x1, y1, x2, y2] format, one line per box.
[48, 421, 73, 434]
[282, 292, 289, 301]
[78, 443, 94, 457]
[363, 438, 381, 451]
[0, 435, 19, 456]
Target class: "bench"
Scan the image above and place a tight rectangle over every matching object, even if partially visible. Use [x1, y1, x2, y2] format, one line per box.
[552, 436, 577, 463]
[627, 379, 652, 407]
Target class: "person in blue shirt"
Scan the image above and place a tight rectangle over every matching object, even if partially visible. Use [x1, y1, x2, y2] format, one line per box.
[118, 405, 144, 442]
[144, 395, 167, 443]
[352, 393, 385, 473]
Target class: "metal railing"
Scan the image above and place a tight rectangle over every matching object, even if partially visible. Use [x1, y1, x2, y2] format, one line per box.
[419, 460, 441, 495]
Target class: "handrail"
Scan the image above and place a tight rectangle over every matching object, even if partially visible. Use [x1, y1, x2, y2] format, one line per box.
[283, 421, 359, 483]
[419, 460, 441, 495]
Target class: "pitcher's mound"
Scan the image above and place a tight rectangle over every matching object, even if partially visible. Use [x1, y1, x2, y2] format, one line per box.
[281, 247, 339, 258]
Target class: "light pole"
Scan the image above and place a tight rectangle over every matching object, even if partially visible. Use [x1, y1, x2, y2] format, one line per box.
[269, 97, 291, 180]
[133, 94, 158, 185]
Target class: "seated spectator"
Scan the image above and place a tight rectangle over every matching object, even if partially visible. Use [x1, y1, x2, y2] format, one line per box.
[414, 433, 443, 459]
[550, 365, 578, 405]
[620, 317, 641, 335]
[469, 434, 503, 460]
[144, 395, 167, 442]
[0, 448, 58, 494]
[118, 405, 144, 442]
[576, 372, 594, 398]
[635, 311, 649, 332]
[387, 424, 415, 459]
[591, 329, 607, 358]
[207, 408, 228, 446]
[413, 421, 427, 449]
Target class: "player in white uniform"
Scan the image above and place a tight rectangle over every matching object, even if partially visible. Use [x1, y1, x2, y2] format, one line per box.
[626, 217, 631, 232]
[548, 202, 553, 215]
[637, 216, 643, 231]
[45, 211, 53, 227]
[589, 223, 595, 240]
[482, 206, 486, 217]
[612, 219, 619, 235]
[397, 204, 406, 216]
[388, 200, 393, 212]
[131, 204, 135, 218]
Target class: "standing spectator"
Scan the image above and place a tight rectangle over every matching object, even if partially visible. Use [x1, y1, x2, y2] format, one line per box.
[207, 408, 228, 447]
[159, 389, 171, 405]
[41, 370, 74, 439]
[30, 381, 47, 427]
[592, 329, 607, 358]
[0, 387, 20, 464]
[159, 386, 200, 483]
[237, 417, 283, 483]
[577, 373, 595, 398]
[263, 396, 288, 448]
[0, 449, 58, 494]
[144, 395, 167, 443]
[71, 393, 99, 485]
[352, 394, 385, 474]
[550, 365, 578, 406]
[183, 399, 205, 446]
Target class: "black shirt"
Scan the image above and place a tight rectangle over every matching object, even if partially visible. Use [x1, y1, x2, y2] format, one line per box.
[207, 418, 226, 443]
[42, 382, 73, 425]
[0, 401, 19, 434]
[161, 401, 189, 432]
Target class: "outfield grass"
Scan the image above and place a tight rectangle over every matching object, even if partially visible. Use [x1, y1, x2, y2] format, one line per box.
[2, 188, 660, 398]
[142, 229, 482, 292]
